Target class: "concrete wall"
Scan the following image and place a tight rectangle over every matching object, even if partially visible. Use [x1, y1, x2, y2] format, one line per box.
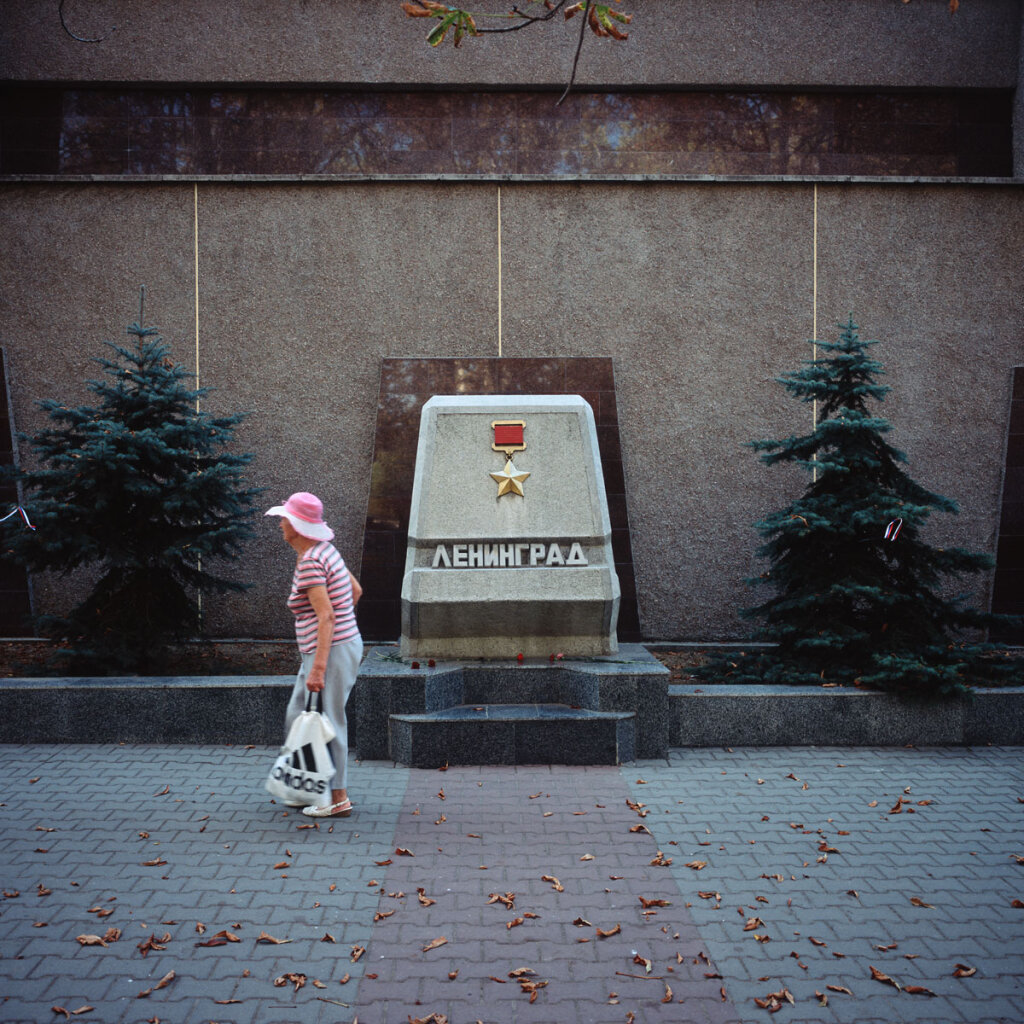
[2, 0, 1019, 90]
[1, 179, 1020, 640]
[2, 0, 1021, 640]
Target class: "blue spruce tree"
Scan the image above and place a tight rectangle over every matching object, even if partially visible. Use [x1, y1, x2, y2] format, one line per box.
[704, 317, 1018, 694]
[1, 293, 259, 672]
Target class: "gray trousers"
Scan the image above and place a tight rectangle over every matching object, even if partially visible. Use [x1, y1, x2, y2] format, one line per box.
[284, 636, 363, 791]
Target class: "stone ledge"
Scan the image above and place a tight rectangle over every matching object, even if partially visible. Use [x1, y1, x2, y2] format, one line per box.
[0, 676, 296, 745]
[669, 684, 1024, 747]
[1, 675, 1020, 748]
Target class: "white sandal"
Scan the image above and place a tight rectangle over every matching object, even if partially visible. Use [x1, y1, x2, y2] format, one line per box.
[302, 798, 353, 818]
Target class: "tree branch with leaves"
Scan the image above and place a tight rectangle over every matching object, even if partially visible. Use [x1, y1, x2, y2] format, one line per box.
[401, 0, 632, 101]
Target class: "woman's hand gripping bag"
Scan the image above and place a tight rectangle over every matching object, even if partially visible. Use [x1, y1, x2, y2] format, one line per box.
[266, 691, 337, 806]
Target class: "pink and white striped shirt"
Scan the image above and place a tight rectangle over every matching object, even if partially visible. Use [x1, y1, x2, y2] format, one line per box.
[287, 541, 360, 654]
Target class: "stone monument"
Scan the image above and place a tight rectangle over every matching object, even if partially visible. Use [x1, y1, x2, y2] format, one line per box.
[400, 394, 620, 659]
[354, 392, 668, 767]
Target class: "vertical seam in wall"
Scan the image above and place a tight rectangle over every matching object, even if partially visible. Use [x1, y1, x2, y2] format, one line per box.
[194, 182, 201, 403]
[812, 183, 818, 425]
[193, 182, 203, 624]
[812, 183, 819, 482]
[497, 185, 503, 358]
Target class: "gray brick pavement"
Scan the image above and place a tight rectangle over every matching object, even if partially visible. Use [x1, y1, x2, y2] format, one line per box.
[628, 746, 1024, 1024]
[1, 744, 1022, 1023]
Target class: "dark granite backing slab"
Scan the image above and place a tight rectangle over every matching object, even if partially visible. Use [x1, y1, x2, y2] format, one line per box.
[993, 366, 1024, 642]
[360, 356, 640, 642]
[0, 347, 33, 635]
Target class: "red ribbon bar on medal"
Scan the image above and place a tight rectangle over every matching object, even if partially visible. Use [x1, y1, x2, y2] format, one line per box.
[492, 420, 526, 454]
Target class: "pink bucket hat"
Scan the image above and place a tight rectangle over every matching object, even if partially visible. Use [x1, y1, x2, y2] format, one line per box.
[265, 492, 335, 541]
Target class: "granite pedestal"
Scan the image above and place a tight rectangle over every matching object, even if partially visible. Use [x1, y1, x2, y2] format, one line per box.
[352, 643, 669, 766]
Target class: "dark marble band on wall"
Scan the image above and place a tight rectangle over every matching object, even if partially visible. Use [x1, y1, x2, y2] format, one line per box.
[359, 357, 640, 644]
[993, 367, 1024, 642]
[1, 87, 1012, 178]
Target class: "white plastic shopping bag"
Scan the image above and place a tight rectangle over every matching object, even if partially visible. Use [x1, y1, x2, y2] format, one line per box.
[266, 690, 337, 805]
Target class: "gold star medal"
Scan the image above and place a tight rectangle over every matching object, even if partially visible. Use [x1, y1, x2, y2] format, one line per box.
[491, 420, 529, 497]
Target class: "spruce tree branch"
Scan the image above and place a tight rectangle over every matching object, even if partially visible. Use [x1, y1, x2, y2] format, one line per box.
[58, 0, 116, 43]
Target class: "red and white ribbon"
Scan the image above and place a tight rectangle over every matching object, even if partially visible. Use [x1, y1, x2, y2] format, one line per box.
[0, 506, 36, 530]
[884, 518, 902, 542]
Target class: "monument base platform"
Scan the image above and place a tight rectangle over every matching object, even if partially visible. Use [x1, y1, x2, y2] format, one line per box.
[353, 643, 669, 765]
[390, 704, 635, 768]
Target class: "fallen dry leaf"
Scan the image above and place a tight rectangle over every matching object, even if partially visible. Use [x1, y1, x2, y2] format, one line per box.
[75, 934, 108, 947]
[272, 972, 306, 992]
[596, 923, 621, 938]
[828, 984, 853, 994]
[422, 936, 448, 952]
[633, 954, 653, 974]
[137, 971, 175, 998]
[195, 929, 239, 947]
[754, 986, 795, 1011]
[541, 875, 564, 892]
[683, 859, 705, 870]
[743, 917, 764, 932]
[519, 978, 548, 1003]
[256, 931, 291, 944]
[909, 897, 934, 908]
[662, 982, 673, 1003]
[395, 846, 414, 856]
[572, 916, 592, 927]
[375, 857, 393, 866]
[141, 859, 167, 867]
[580, 854, 596, 862]
[408, 1014, 449, 1024]
[870, 965, 901, 990]
[630, 824, 652, 835]
[953, 963, 977, 978]
[137, 933, 170, 957]
[273, 861, 290, 870]
[373, 910, 395, 922]
[626, 797, 648, 818]
[507, 917, 524, 930]
[905, 985, 937, 996]
[417, 888, 436, 907]
[487, 892, 516, 910]
[639, 897, 671, 909]
[350, 945, 365, 962]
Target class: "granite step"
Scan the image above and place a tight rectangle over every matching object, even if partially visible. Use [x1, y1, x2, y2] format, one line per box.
[388, 703, 635, 768]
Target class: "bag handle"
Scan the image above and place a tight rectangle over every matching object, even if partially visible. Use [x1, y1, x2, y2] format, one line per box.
[304, 689, 325, 714]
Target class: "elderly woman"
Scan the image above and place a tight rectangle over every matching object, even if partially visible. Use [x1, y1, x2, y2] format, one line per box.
[266, 492, 363, 818]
